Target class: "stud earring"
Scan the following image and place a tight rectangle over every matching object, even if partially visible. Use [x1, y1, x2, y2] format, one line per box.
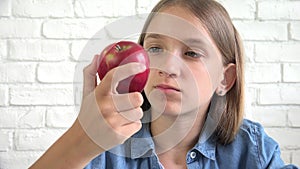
[218, 90, 224, 96]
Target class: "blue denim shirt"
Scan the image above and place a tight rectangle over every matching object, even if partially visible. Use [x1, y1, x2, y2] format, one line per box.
[85, 117, 298, 169]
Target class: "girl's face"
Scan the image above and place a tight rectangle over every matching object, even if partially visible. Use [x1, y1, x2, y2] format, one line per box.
[143, 6, 224, 117]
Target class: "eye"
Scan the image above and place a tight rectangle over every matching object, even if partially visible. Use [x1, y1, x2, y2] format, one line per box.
[147, 47, 163, 54]
[184, 51, 203, 58]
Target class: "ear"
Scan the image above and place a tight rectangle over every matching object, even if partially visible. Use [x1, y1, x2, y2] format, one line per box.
[216, 63, 236, 96]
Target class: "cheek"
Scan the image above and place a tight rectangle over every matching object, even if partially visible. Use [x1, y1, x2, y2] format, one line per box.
[144, 70, 156, 96]
[183, 61, 219, 105]
[195, 56, 224, 94]
[195, 68, 214, 98]
[183, 67, 213, 100]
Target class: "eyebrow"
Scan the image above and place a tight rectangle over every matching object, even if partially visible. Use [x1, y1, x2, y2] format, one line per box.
[144, 33, 163, 40]
[144, 33, 210, 47]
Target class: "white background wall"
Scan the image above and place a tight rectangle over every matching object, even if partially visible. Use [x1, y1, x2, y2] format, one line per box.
[0, 0, 299, 168]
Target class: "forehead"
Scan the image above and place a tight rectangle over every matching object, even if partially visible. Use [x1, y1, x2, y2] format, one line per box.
[145, 6, 214, 47]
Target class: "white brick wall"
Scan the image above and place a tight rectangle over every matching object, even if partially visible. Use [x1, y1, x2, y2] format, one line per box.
[0, 19, 41, 38]
[9, 40, 69, 61]
[218, 0, 256, 19]
[0, 0, 299, 168]
[258, 1, 300, 20]
[74, 0, 136, 17]
[10, 85, 74, 106]
[12, 0, 74, 18]
[43, 18, 108, 39]
[291, 22, 300, 40]
[0, 0, 11, 17]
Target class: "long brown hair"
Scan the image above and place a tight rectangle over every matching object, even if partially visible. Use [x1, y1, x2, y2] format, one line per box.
[139, 0, 245, 145]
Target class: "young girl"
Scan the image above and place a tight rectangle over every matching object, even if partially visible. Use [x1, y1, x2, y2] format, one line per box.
[30, 0, 298, 168]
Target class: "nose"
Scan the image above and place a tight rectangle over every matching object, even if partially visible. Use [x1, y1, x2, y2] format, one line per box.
[156, 50, 181, 78]
[158, 70, 177, 78]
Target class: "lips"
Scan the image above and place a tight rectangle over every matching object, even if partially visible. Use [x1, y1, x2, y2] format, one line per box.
[154, 84, 180, 92]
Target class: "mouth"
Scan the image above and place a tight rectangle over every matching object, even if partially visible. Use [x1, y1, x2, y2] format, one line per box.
[154, 84, 181, 92]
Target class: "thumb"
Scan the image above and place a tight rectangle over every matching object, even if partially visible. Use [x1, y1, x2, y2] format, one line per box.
[83, 54, 99, 98]
[98, 62, 147, 95]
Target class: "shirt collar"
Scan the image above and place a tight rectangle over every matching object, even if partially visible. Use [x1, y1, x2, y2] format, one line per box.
[193, 112, 219, 160]
[129, 109, 218, 160]
[193, 134, 217, 160]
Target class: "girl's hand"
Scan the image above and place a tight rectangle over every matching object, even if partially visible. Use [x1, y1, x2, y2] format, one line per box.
[29, 55, 146, 169]
[78, 54, 146, 150]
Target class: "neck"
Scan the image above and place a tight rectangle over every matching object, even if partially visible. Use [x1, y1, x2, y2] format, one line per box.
[150, 104, 209, 155]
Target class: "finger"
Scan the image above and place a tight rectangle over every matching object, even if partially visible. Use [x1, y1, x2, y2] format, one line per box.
[99, 62, 146, 94]
[119, 107, 143, 123]
[119, 121, 142, 138]
[96, 92, 143, 117]
[83, 55, 99, 97]
[105, 110, 141, 129]
[108, 120, 142, 145]
[112, 92, 144, 111]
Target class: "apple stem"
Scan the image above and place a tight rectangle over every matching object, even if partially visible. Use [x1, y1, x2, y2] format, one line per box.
[115, 45, 122, 52]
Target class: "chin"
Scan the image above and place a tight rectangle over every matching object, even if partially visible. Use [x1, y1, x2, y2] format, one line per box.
[152, 103, 198, 119]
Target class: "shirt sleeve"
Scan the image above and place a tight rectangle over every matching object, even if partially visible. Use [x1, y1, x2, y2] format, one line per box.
[254, 122, 299, 169]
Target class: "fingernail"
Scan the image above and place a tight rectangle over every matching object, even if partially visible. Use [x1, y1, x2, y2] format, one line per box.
[94, 54, 100, 67]
[137, 64, 146, 71]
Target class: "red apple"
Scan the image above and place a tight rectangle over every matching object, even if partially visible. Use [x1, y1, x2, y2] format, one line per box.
[97, 41, 150, 94]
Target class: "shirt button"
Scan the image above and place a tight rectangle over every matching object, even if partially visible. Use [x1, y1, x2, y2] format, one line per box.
[190, 151, 197, 159]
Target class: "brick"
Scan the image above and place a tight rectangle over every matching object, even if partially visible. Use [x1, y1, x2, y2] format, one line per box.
[43, 19, 108, 39]
[37, 62, 76, 83]
[255, 42, 300, 62]
[0, 151, 44, 169]
[0, 86, 8, 106]
[10, 85, 74, 106]
[292, 151, 300, 167]
[283, 64, 300, 82]
[245, 85, 257, 104]
[290, 22, 300, 41]
[104, 15, 147, 39]
[288, 109, 300, 127]
[0, 130, 11, 151]
[258, 1, 300, 20]
[233, 21, 287, 41]
[218, 0, 256, 19]
[251, 106, 287, 127]
[74, 0, 136, 17]
[245, 63, 281, 83]
[15, 129, 65, 151]
[71, 40, 89, 61]
[0, 107, 18, 128]
[0, 107, 45, 128]
[46, 106, 77, 128]
[9, 40, 68, 61]
[12, 0, 73, 18]
[0, 0, 11, 16]
[0, 63, 35, 83]
[0, 40, 7, 59]
[0, 19, 41, 38]
[71, 39, 115, 61]
[73, 62, 90, 83]
[17, 107, 45, 128]
[259, 84, 300, 105]
[265, 128, 300, 149]
[243, 42, 255, 63]
[0, 151, 42, 169]
[244, 86, 257, 119]
[136, 0, 161, 14]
